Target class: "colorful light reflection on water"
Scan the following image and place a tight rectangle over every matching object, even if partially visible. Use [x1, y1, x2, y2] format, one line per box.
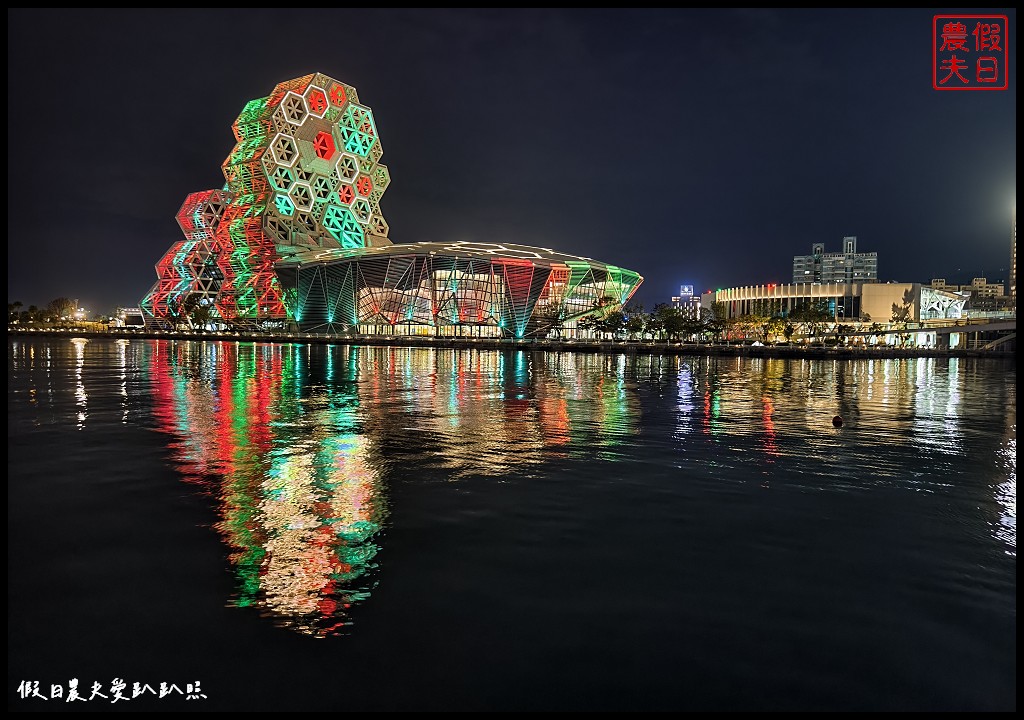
[139, 342, 645, 636]
[13, 339, 1012, 646]
[145, 341, 386, 636]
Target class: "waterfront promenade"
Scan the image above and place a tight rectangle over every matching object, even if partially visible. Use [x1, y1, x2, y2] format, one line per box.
[7, 327, 1013, 359]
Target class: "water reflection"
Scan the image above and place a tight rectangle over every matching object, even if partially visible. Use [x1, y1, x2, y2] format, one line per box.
[144, 341, 387, 636]
[354, 348, 641, 478]
[666, 356, 981, 457]
[658, 355, 1016, 552]
[136, 343, 647, 633]
[996, 398, 1016, 555]
[116, 338, 129, 423]
[11, 339, 1012, 632]
[72, 338, 88, 429]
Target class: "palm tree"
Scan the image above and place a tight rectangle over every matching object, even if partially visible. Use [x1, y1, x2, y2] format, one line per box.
[890, 288, 915, 346]
[868, 322, 885, 345]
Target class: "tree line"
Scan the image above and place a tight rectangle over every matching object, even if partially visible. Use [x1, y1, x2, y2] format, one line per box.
[8, 294, 218, 329]
[540, 296, 908, 345]
[8, 298, 81, 324]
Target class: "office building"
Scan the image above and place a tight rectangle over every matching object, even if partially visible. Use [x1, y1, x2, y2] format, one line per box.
[792, 237, 878, 284]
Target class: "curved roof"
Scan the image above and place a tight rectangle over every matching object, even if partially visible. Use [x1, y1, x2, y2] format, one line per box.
[277, 241, 638, 274]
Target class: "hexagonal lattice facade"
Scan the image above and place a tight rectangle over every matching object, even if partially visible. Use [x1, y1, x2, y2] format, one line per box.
[142, 73, 644, 334]
[142, 73, 391, 325]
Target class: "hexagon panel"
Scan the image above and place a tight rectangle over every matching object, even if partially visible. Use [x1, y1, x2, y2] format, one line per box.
[142, 73, 392, 325]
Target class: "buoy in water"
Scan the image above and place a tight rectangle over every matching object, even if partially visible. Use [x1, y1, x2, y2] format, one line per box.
[832, 415, 844, 427]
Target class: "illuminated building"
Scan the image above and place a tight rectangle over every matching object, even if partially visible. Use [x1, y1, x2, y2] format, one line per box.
[277, 242, 641, 337]
[792, 237, 878, 284]
[967, 277, 1004, 298]
[141, 73, 642, 335]
[670, 284, 701, 317]
[930, 277, 1006, 299]
[1011, 206, 1016, 303]
[703, 282, 968, 323]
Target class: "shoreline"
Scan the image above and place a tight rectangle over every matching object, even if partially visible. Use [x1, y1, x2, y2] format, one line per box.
[6, 328, 1014, 359]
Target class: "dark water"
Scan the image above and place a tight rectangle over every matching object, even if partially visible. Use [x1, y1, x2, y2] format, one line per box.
[7, 338, 1016, 711]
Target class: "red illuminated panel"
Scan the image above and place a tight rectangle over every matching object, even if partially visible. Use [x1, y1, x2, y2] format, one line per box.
[314, 132, 335, 160]
[307, 88, 328, 115]
[328, 83, 347, 107]
[540, 263, 570, 301]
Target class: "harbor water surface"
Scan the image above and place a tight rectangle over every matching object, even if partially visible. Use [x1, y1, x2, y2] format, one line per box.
[7, 338, 1016, 711]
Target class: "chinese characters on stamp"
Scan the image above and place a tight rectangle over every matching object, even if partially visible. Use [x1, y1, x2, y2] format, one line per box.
[934, 15, 1009, 90]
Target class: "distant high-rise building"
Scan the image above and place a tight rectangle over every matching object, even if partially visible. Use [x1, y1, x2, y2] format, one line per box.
[671, 284, 701, 317]
[1011, 206, 1016, 302]
[792, 236, 878, 284]
[966, 277, 1006, 299]
[930, 277, 1005, 297]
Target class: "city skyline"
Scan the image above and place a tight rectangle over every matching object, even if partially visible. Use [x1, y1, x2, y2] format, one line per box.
[6, 8, 1017, 313]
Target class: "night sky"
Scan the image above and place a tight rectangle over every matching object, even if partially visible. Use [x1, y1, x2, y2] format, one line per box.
[7, 8, 1017, 314]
